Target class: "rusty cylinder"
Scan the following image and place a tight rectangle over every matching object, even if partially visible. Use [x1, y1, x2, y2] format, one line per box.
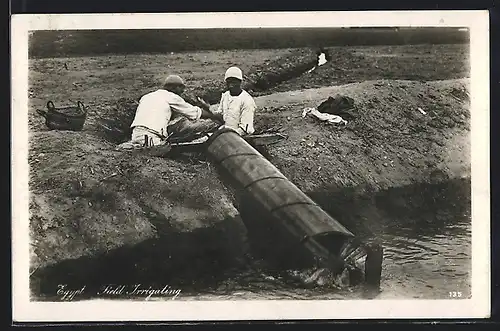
[205, 128, 355, 265]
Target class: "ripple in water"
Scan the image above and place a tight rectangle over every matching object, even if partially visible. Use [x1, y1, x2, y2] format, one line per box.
[178, 216, 471, 301]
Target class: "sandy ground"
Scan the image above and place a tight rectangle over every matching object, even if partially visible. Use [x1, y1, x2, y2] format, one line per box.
[27, 44, 471, 296]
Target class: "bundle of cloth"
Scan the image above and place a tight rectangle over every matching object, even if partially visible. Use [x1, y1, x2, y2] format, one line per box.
[302, 94, 355, 126]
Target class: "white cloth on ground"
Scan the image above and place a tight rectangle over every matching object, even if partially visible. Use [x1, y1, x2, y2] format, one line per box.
[213, 90, 256, 135]
[117, 125, 167, 150]
[318, 53, 327, 66]
[302, 107, 348, 125]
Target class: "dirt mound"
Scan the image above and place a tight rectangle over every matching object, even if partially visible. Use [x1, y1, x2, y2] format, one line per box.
[29, 128, 249, 296]
[251, 78, 470, 193]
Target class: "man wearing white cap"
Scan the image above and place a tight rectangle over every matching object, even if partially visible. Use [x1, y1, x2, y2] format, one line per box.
[199, 66, 256, 136]
[118, 74, 218, 149]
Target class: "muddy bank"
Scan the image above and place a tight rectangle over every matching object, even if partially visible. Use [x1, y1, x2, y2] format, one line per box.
[307, 177, 471, 241]
[29, 131, 244, 286]
[253, 79, 470, 192]
[28, 78, 470, 299]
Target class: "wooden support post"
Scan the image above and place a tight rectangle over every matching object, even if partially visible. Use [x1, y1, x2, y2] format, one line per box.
[364, 242, 383, 289]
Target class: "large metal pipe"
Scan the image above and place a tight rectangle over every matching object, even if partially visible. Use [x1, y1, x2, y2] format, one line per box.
[205, 128, 356, 269]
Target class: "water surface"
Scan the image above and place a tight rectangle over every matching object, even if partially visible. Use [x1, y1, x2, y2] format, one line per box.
[175, 215, 471, 300]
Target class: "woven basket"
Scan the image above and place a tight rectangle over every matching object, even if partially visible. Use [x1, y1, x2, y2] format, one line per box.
[36, 101, 87, 131]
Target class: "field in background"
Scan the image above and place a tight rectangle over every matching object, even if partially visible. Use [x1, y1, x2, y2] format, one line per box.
[28, 48, 297, 121]
[29, 27, 469, 58]
[28, 43, 469, 118]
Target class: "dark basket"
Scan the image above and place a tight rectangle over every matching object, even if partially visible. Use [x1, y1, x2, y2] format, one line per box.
[36, 101, 87, 131]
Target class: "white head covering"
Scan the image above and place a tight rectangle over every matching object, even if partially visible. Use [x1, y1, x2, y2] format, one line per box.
[224, 67, 243, 81]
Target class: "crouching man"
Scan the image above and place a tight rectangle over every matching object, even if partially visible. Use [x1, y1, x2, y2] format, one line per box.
[118, 74, 220, 150]
[198, 66, 256, 136]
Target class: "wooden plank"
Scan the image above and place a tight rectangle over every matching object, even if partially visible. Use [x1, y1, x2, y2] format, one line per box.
[245, 133, 287, 146]
[167, 132, 286, 152]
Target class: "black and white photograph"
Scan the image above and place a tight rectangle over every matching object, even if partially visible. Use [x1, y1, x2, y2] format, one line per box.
[11, 11, 490, 321]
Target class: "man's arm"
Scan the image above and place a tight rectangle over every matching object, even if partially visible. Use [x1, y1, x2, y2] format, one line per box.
[196, 97, 223, 123]
[212, 95, 224, 122]
[215, 95, 224, 115]
[201, 108, 222, 122]
[198, 95, 224, 122]
[168, 94, 203, 121]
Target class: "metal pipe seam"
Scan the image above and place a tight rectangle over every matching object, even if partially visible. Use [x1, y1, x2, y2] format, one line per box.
[243, 176, 291, 190]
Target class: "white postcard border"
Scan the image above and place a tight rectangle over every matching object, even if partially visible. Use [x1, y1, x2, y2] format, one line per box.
[11, 10, 491, 321]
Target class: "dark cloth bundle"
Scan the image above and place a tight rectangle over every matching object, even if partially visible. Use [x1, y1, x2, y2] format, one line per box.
[317, 95, 356, 121]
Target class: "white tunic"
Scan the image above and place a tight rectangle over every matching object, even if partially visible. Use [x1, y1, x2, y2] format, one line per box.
[130, 89, 202, 136]
[214, 90, 256, 135]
